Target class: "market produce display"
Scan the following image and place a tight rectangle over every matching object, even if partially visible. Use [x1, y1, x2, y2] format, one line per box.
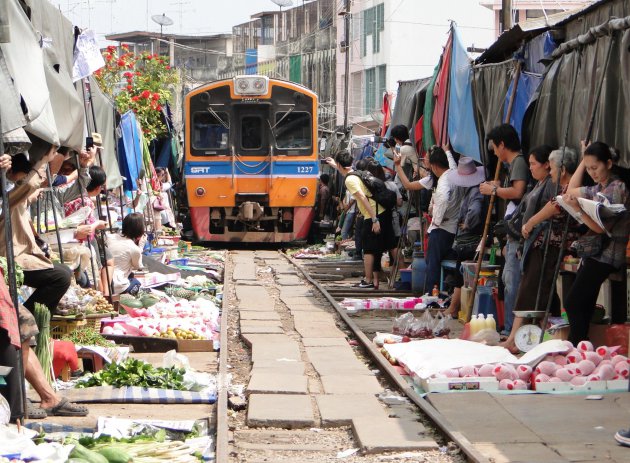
[76, 358, 186, 390]
[61, 326, 116, 347]
[34, 303, 53, 385]
[57, 286, 116, 316]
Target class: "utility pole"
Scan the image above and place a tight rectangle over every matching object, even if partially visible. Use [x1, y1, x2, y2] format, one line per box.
[501, 0, 512, 33]
[342, 0, 351, 131]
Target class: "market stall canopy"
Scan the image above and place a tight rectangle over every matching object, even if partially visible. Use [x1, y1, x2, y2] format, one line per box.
[448, 26, 481, 161]
[389, 78, 431, 133]
[89, 77, 123, 189]
[117, 111, 144, 191]
[525, 14, 630, 167]
[28, 0, 85, 151]
[0, 0, 59, 147]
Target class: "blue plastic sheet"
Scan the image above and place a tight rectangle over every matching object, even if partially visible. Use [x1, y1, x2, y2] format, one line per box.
[448, 27, 481, 161]
[117, 111, 143, 191]
[503, 71, 543, 139]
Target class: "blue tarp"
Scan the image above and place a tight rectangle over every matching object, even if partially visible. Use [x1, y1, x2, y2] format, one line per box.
[448, 27, 481, 161]
[503, 71, 543, 139]
[245, 48, 258, 75]
[117, 111, 143, 191]
[523, 32, 557, 75]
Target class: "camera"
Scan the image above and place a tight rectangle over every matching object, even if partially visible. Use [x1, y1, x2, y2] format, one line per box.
[373, 134, 396, 149]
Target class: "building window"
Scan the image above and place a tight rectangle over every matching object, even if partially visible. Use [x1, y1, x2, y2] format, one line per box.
[261, 15, 274, 45]
[361, 3, 384, 57]
[364, 65, 386, 114]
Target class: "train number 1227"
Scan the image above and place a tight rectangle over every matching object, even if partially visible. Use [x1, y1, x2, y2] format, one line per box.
[296, 166, 314, 174]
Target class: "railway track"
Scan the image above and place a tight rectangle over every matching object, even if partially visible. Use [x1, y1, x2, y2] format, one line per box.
[216, 250, 486, 463]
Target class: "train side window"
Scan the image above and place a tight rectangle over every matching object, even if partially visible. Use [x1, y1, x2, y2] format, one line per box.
[192, 111, 229, 152]
[275, 112, 312, 152]
[241, 116, 263, 150]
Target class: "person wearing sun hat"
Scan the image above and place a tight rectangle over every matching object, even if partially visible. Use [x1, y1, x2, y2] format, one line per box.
[443, 156, 487, 317]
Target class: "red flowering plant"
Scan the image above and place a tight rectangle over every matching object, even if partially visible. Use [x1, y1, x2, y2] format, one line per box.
[94, 44, 179, 140]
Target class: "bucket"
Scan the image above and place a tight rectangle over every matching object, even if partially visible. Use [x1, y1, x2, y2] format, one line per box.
[473, 285, 497, 319]
[411, 243, 426, 295]
[399, 269, 412, 284]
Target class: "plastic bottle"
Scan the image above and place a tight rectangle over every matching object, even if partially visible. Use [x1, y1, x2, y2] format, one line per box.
[486, 313, 497, 331]
[432, 285, 439, 297]
[470, 314, 485, 336]
[489, 243, 497, 265]
[411, 242, 427, 295]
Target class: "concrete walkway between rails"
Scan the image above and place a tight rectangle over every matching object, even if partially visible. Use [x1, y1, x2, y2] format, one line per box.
[232, 251, 439, 454]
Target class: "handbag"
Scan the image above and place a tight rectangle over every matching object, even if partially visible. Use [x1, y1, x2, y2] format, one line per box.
[152, 195, 166, 212]
[573, 234, 605, 258]
[452, 233, 480, 257]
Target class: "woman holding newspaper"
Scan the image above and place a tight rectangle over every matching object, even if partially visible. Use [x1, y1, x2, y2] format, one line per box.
[561, 141, 629, 345]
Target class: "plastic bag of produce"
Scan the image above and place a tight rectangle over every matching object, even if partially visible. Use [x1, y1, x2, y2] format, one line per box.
[433, 314, 452, 338]
[392, 312, 414, 335]
[163, 349, 191, 370]
[469, 328, 500, 345]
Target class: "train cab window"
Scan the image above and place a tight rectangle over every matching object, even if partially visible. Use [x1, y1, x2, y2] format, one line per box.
[192, 112, 229, 152]
[241, 116, 263, 150]
[275, 112, 312, 152]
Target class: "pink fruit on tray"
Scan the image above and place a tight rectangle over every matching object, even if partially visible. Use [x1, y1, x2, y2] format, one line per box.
[596, 346, 611, 359]
[566, 350, 581, 363]
[575, 360, 596, 376]
[596, 364, 615, 381]
[612, 355, 628, 366]
[585, 374, 601, 382]
[478, 364, 495, 377]
[534, 373, 550, 383]
[499, 379, 512, 390]
[459, 365, 478, 377]
[561, 340, 574, 350]
[614, 362, 629, 378]
[535, 361, 558, 376]
[493, 364, 517, 381]
[553, 355, 568, 366]
[510, 379, 527, 390]
[570, 376, 587, 386]
[577, 340, 594, 352]
[581, 351, 602, 366]
[555, 367, 576, 382]
[516, 365, 532, 381]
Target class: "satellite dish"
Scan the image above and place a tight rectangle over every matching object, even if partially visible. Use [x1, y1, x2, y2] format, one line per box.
[270, 0, 294, 11]
[151, 13, 174, 36]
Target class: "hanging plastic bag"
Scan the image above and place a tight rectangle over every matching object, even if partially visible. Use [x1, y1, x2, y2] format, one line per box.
[433, 314, 452, 338]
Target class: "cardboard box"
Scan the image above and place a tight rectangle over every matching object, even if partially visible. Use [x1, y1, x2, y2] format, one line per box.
[419, 376, 499, 393]
[534, 380, 608, 393]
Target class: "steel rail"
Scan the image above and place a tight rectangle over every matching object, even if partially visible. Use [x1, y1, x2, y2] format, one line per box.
[283, 252, 490, 463]
[215, 254, 232, 463]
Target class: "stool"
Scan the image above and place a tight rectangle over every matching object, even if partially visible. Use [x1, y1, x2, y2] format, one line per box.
[77, 350, 105, 373]
[439, 260, 458, 291]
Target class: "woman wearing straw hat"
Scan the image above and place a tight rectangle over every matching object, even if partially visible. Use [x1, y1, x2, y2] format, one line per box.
[443, 156, 486, 317]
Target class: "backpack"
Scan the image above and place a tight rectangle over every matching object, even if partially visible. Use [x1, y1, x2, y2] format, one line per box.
[346, 170, 397, 212]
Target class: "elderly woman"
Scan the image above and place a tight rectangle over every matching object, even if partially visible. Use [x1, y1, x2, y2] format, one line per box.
[499, 145, 561, 352]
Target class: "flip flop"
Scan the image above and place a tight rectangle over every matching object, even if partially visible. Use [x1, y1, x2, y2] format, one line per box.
[43, 397, 88, 417]
[26, 398, 47, 419]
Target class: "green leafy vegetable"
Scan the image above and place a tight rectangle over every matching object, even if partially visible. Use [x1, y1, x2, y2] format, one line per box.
[76, 358, 186, 390]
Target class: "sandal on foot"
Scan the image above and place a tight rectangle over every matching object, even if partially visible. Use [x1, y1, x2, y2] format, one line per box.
[26, 398, 47, 419]
[43, 397, 88, 417]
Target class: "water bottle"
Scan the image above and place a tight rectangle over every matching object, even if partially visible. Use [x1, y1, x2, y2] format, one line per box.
[411, 241, 427, 295]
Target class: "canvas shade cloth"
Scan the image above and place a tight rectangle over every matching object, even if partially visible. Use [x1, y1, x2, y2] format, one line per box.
[389, 78, 431, 135]
[0, 0, 59, 146]
[525, 17, 630, 167]
[89, 76, 123, 189]
[28, 0, 84, 151]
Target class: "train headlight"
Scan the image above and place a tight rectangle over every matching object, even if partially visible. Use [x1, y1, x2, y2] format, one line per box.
[196, 187, 206, 197]
[298, 187, 309, 197]
[233, 75, 269, 96]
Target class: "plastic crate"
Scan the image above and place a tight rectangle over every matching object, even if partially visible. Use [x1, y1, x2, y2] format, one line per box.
[50, 319, 87, 339]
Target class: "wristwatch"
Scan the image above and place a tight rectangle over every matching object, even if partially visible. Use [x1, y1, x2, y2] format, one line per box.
[371, 217, 379, 223]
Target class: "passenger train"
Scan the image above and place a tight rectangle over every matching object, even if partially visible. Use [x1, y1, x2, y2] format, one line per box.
[183, 75, 319, 242]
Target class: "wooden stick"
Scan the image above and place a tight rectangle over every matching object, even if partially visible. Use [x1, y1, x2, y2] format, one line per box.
[467, 60, 521, 323]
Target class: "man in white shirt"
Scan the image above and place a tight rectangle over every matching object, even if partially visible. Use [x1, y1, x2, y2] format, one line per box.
[394, 144, 460, 293]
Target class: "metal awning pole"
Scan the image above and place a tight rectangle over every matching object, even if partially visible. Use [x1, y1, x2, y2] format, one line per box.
[45, 165, 64, 264]
[0, 126, 26, 422]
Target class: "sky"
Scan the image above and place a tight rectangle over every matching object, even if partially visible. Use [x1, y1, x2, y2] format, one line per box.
[53, 1, 496, 44]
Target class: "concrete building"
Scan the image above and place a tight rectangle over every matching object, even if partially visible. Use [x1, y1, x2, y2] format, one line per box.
[222, 0, 337, 133]
[336, 0, 436, 135]
[480, 1, 598, 36]
[105, 31, 234, 83]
